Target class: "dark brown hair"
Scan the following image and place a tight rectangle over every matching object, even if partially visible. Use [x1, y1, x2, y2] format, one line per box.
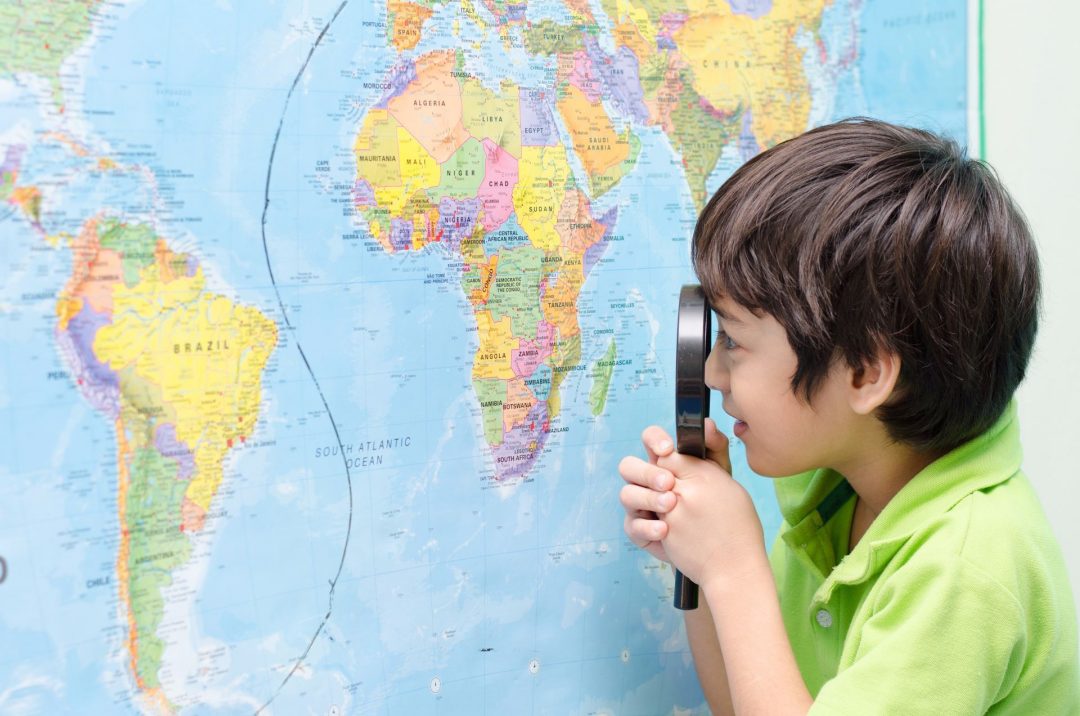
[692, 118, 1040, 453]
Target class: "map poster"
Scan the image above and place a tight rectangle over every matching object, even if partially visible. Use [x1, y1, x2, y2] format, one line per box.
[0, 1, 972, 713]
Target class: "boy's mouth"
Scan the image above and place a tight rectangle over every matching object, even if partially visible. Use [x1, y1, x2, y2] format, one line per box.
[734, 420, 748, 438]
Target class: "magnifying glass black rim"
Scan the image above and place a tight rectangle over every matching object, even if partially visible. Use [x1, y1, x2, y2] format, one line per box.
[676, 284, 711, 459]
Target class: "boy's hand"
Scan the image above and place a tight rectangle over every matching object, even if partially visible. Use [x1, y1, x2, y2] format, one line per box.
[618, 426, 678, 563]
[657, 420, 766, 591]
[618, 419, 735, 565]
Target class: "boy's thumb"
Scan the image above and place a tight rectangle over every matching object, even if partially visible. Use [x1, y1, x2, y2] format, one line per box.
[704, 418, 733, 474]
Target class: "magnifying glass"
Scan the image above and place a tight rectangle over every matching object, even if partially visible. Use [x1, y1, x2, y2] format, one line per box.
[673, 284, 712, 610]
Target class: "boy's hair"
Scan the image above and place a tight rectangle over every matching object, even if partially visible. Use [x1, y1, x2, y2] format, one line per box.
[692, 118, 1040, 453]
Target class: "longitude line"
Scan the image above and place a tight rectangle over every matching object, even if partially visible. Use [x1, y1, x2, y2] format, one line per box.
[254, 2, 351, 713]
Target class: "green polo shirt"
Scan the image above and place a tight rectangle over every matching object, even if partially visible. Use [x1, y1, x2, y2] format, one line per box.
[770, 402, 1079, 713]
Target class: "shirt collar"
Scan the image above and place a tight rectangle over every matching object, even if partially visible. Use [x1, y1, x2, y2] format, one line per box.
[774, 401, 1023, 588]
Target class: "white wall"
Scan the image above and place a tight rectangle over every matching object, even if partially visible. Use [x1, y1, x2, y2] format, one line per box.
[984, 2, 1080, 614]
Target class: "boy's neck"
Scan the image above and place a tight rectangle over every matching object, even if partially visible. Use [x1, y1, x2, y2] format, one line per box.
[835, 422, 943, 519]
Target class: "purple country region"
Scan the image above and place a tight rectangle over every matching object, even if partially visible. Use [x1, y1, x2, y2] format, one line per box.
[57, 304, 121, 417]
[511, 339, 547, 378]
[505, 3, 526, 22]
[583, 206, 618, 279]
[738, 109, 759, 162]
[185, 254, 199, 277]
[657, 13, 686, 50]
[586, 39, 650, 124]
[698, 95, 735, 122]
[483, 0, 526, 24]
[1, 144, 25, 173]
[437, 196, 480, 252]
[656, 35, 677, 51]
[519, 88, 559, 147]
[726, 0, 773, 19]
[154, 423, 196, 480]
[568, 50, 602, 103]
[353, 177, 376, 207]
[389, 217, 413, 251]
[490, 401, 550, 481]
[374, 59, 417, 109]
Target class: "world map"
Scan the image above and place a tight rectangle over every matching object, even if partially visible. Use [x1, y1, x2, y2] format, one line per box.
[0, 0, 970, 713]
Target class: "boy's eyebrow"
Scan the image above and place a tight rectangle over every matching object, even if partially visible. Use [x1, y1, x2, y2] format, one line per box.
[712, 307, 744, 325]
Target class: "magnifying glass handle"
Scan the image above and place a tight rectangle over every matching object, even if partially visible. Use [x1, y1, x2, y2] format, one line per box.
[673, 569, 698, 610]
[672, 404, 702, 610]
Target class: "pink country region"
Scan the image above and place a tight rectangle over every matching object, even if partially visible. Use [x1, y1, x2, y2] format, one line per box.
[477, 138, 518, 231]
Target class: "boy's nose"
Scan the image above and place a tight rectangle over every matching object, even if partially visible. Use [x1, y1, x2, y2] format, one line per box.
[704, 346, 729, 394]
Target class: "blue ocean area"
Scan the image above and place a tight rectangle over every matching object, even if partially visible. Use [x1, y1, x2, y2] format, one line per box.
[833, 0, 969, 145]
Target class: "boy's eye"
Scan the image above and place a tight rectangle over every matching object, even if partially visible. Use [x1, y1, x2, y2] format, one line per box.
[716, 329, 738, 351]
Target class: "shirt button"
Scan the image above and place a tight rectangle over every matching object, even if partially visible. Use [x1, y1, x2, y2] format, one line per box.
[815, 609, 833, 628]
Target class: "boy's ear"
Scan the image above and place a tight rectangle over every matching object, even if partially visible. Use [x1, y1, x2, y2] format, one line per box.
[847, 344, 901, 415]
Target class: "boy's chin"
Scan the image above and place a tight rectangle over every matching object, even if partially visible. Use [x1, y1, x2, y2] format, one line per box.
[746, 452, 808, 479]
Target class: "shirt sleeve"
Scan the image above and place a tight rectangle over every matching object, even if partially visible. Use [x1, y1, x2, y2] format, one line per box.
[810, 553, 1027, 714]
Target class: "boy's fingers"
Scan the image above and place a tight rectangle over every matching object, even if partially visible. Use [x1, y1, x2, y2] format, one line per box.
[655, 450, 721, 482]
[620, 484, 677, 514]
[618, 456, 675, 490]
[641, 426, 675, 463]
[704, 418, 733, 474]
[626, 515, 667, 544]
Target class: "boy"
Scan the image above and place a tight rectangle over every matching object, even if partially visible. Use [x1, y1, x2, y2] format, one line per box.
[618, 119, 1079, 713]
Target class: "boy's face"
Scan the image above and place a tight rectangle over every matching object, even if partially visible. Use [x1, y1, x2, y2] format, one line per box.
[705, 297, 858, 477]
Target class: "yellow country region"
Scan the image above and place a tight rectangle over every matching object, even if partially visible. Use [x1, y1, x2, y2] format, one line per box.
[461, 78, 521, 158]
[674, 0, 824, 147]
[355, 109, 403, 188]
[398, 126, 440, 193]
[613, 20, 653, 65]
[93, 268, 206, 361]
[56, 295, 83, 331]
[473, 310, 517, 380]
[97, 286, 278, 512]
[615, 0, 658, 50]
[512, 145, 570, 253]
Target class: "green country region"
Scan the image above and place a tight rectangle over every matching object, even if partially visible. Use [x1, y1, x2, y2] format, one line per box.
[486, 242, 545, 338]
[461, 79, 521, 158]
[524, 19, 585, 56]
[123, 411, 193, 689]
[404, 190, 436, 231]
[98, 219, 163, 288]
[669, 79, 739, 210]
[1, 169, 15, 201]
[589, 338, 617, 416]
[0, 0, 102, 102]
[117, 367, 176, 423]
[546, 332, 581, 419]
[473, 378, 507, 446]
[429, 137, 484, 203]
[638, 51, 670, 96]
